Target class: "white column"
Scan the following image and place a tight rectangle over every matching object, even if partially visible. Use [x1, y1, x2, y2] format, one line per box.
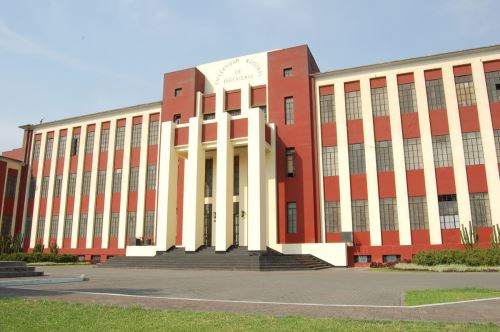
[215, 112, 234, 251]
[135, 117, 150, 238]
[314, 86, 326, 243]
[57, 128, 73, 247]
[414, 70, 442, 244]
[118, 117, 132, 249]
[266, 124, 278, 247]
[30, 132, 46, 248]
[43, 133, 59, 247]
[71, 126, 88, 248]
[156, 122, 179, 251]
[241, 84, 251, 115]
[360, 78, 382, 246]
[215, 87, 225, 116]
[247, 110, 266, 251]
[101, 122, 117, 248]
[471, 61, 500, 226]
[182, 117, 205, 251]
[335, 82, 353, 234]
[386, 75, 412, 245]
[442, 66, 472, 228]
[86, 124, 101, 248]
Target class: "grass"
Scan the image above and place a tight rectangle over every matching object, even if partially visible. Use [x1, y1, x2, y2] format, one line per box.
[1, 298, 499, 331]
[395, 263, 500, 272]
[405, 288, 500, 306]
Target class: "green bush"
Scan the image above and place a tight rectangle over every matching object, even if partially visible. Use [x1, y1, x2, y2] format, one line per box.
[0, 252, 78, 263]
[413, 249, 500, 267]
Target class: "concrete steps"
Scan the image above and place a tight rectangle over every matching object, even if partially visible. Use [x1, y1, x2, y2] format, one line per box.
[0, 261, 44, 278]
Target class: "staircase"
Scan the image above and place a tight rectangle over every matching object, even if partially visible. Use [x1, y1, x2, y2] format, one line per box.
[0, 261, 44, 278]
[98, 246, 332, 271]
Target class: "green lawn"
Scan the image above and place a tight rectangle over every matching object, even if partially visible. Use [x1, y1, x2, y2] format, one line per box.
[1, 298, 499, 331]
[405, 288, 500, 306]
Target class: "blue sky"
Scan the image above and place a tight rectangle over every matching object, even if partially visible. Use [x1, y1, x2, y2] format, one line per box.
[1, 0, 499, 152]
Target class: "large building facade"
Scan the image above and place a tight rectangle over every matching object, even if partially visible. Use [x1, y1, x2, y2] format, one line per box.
[1, 45, 500, 266]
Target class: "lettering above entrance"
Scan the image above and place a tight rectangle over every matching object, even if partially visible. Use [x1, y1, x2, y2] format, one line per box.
[215, 57, 264, 86]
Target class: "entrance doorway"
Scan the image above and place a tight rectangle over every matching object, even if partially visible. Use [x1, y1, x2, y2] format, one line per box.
[233, 202, 239, 246]
[203, 204, 212, 246]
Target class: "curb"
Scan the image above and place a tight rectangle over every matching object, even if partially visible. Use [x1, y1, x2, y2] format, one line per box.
[0, 274, 88, 287]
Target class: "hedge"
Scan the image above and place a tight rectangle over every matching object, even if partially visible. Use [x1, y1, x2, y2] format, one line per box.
[0, 252, 78, 263]
[412, 249, 500, 267]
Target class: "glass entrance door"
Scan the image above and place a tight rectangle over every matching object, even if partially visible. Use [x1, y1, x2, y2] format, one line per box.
[203, 204, 212, 246]
[233, 202, 239, 246]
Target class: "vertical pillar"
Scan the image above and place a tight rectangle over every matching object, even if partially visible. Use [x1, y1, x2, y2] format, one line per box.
[118, 117, 132, 249]
[57, 127, 74, 247]
[43, 132, 59, 247]
[101, 121, 117, 249]
[135, 116, 150, 238]
[30, 132, 46, 248]
[71, 125, 87, 248]
[265, 123, 278, 246]
[86, 123, 101, 248]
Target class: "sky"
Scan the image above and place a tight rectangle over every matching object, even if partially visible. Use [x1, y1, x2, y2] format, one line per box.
[0, 0, 499, 152]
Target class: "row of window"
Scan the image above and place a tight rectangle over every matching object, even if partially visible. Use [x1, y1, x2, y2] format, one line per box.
[32, 120, 160, 161]
[286, 193, 492, 234]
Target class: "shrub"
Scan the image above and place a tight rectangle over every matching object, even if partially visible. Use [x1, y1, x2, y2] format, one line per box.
[0, 252, 78, 263]
[413, 248, 500, 267]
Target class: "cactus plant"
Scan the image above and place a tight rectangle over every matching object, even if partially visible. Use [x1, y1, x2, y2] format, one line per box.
[460, 221, 478, 251]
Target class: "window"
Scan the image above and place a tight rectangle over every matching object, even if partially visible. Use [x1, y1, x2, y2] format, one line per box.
[5, 175, 17, 198]
[203, 113, 216, 121]
[53, 176, 62, 198]
[148, 120, 159, 145]
[1, 216, 12, 237]
[283, 67, 293, 77]
[228, 109, 241, 116]
[425, 78, 446, 111]
[67, 173, 77, 196]
[485, 70, 500, 104]
[44, 138, 53, 160]
[128, 167, 139, 192]
[286, 148, 296, 177]
[127, 212, 137, 240]
[354, 255, 371, 263]
[144, 211, 155, 239]
[462, 132, 484, 165]
[352, 200, 369, 232]
[432, 135, 453, 168]
[97, 170, 106, 194]
[82, 172, 91, 196]
[345, 90, 362, 120]
[403, 138, 423, 170]
[348, 143, 366, 174]
[24, 217, 32, 238]
[234, 156, 240, 196]
[325, 201, 340, 232]
[174, 88, 182, 97]
[320, 94, 335, 123]
[495, 129, 500, 163]
[204, 159, 213, 197]
[322, 146, 338, 176]
[146, 165, 157, 190]
[112, 169, 122, 193]
[110, 213, 120, 237]
[379, 198, 398, 231]
[41, 176, 49, 199]
[36, 216, 45, 239]
[57, 135, 67, 158]
[470, 193, 491, 227]
[85, 131, 95, 154]
[287, 202, 297, 233]
[131, 123, 142, 148]
[78, 213, 88, 238]
[284, 97, 294, 124]
[173, 114, 181, 124]
[371, 86, 389, 117]
[29, 177, 36, 199]
[115, 126, 125, 150]
[33, 140, 41, 160]
[409, 196, 428, 230]
[439, 194, 459, 229]
[70, 134, 80, 156]
[455, 75, 476, 107]
[398, 82, 417, 113]
[64, 215, 72, 238]
[383, 255, 400, 263]
[94, 213, 103, 237]
[100, 128, 110, 152]
[375, 141, 394, 172]
[49, 215, 58, 239]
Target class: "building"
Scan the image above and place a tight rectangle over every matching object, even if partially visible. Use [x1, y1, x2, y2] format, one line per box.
[1, 44, 499, 266]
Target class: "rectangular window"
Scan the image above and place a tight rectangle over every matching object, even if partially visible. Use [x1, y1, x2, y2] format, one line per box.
[234, 156, 240, 196]
[348, 143, 366, 174]
[146, 165, 157, 190]
[64, 215, 72, 238]
[44, 138, 53, 160]
[53, 176, 62, 198]
[148, 120, 159, 145]
[375, 140, 394, 172]
[322, 146, 338, 176]
[470, 193, 491, 227]
[320, 94, 335, 123]
[57, 135, 67, 158]
[371, 86, 389, 117]
[1, 216, 12, 237]
[409, 196, 428, 230]
[110, 213, 120, 237]
[284, 97, 294, 124]
[383, 255, 401, 263]
[204, 159, 213, 197]
[97, 170, 106, 194]
[85, 131, 95, 154]
[283, 67, 293, 77]
[70, 134, 80, 156]
[5, 175, 17, 198]
[115, 126, 125, 150]
[287, 202, 297, 233]
[286, 148, 296, 177]
[495, 129, 500, 163]
[485, 70, 500, 104]
[94, 213, 103, 237]
[41, 176, 49, 199]
[425, 78, 446, 111]
[173, 114, 181, 124]
[398, 82, 417, 113]
[345, 90, 362, 120]
[203, 113, 216, 121]
[29, 177, 36, 199]
[354, 255, 372, 263]
[462, 132, 484, 165]
[352, 200, 369, 232]
[438, 194, 459, 229]
[379, 198, 398, 231]
[455, 75, 476, 107]
[33, 140, 41, 160]
[78, 213, 88, 238]
[49, 215, 58, 239]
[432, 135, 453, 168]
[24, 217, 32, 239]
[144, 211, 155, 239]
[100, 128, 110, 152]
[174, 88, 182, 97]
[127, 212, 137, 240]
[81, 172, 91, 196]
[131, 123, 142, 148]
[403, 138, 424, 170]
[67, 173, 77, 196]
[36, 216, 45, 239]
[112, 169, 122, 193]
[128, 167, 139, 192]
[324, 201, 340, 232]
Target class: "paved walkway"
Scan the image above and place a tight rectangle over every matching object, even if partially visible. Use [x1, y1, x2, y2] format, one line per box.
[1, 266, 500, 322]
